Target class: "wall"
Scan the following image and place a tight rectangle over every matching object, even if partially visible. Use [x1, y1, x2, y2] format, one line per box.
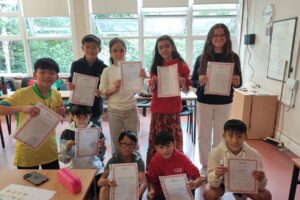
[240, 0, 300, 156]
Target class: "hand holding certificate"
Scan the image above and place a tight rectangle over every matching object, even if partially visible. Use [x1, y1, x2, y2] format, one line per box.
[76, 128, 100, 157]
[120, 61, 143, 93]
[110, 163, 139, 200]
[225, 158, 258, 194]
[157, 64, 180, 98]
[13, 102, 62, 149]
[205, 62, 234, 96]
[69, 72, 99, 106]
[159, 174, 194, 200]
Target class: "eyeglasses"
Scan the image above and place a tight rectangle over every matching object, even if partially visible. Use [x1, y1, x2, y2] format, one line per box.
[119, 142, 136, 148]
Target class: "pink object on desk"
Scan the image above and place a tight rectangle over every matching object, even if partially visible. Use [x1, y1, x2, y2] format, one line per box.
[57, 168, 82, 194]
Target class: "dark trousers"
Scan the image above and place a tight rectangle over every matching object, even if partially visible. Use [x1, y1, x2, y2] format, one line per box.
[17, 159, 60, 169]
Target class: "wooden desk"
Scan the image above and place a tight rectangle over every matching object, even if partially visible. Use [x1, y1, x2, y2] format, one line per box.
[0, 169, 96, 200]
[230, 89, 278, 139]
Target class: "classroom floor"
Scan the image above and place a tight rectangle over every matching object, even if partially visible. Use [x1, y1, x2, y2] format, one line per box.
[0, 110, 299, 200]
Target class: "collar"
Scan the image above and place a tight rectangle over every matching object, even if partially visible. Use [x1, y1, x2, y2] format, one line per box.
[32, 84, 52, 99]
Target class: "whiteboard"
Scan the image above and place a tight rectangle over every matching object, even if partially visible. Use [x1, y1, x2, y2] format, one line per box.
[267, 17, 297, 81]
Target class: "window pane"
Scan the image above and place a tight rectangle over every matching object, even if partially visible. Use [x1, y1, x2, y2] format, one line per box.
[26, 17, 71, 36]
[144, 16, 187, 36]
[99, 39, 139, 66]
[144, 38, 186, 73]
[0, 40, 26, 73]
[0, 0, 18, 12]
[193, 4, 237, 16]
[94, 14, 138, 37]
[29, 40, 73, 74]
[193, 17, 236, 35]
[0, 17, 20, 35]
[192, 40, 205, 66]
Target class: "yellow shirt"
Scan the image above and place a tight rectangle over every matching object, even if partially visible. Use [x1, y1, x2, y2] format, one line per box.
[0, 84, 63, 167]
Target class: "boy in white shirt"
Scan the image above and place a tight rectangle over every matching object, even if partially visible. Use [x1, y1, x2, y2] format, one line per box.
[204, 119, 272, 200]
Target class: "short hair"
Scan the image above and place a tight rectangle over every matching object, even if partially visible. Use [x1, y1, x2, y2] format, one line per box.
[70, 105, 92, 116]
[34, 57, 59, 73]
[154, 132, 174, 145]
[81, 34, 101, 47]
[119, 130, 137, 143]
[224, 119, 247, 135]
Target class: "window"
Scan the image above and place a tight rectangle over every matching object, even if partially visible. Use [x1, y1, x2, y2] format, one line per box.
[0, 0, 73, 76]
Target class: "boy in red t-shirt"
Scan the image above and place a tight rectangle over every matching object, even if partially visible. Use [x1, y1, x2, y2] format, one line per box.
[147, 132, 202, 200]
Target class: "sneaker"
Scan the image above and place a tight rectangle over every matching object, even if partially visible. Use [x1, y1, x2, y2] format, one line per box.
[233, 193, 247, 200]
[200, 166, 207, 180]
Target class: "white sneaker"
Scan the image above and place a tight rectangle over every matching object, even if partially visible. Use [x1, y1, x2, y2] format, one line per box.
[200, 166, 207, 180]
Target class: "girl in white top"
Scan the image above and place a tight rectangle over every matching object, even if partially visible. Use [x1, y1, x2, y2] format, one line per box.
[99, 37, 145, 154]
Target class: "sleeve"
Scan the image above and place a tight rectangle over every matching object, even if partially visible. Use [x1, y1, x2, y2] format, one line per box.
[0, 90, 23, 106]
[207, 149, 223, 188]
[255, 153, 268, 190]
[191, 56, 201, 89]
[146, 160, 159, 185]
[234, 53, 242, 88]
[137, 158, 145, 172]
[99, 68, 109, 97]
[59, 138, 74, 164]
[180, 62, 191, 88]
[183, 156, 200, 179]
[104, 157, 114, 170]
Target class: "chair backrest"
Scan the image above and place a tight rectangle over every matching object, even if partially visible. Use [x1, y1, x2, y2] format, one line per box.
[21, 77, 34, 88]
[4, 78, 17, 91]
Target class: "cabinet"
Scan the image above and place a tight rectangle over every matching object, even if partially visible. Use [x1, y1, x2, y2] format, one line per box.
[230, 89, 278, 139]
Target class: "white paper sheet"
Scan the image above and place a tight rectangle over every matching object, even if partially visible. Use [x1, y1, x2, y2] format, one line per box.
[159, 174, 194, 200]
[69, 72, 99, 106]
[110, 163, 139, 200]
[120, 61, 143, 93]
[13, 102, 62, 149]
[205, 62, 234, 96]
[157, 64, 180, 98]
[225, 158, 258, 194]
[0, 184, 55, 200]
[76, 128, 99, 157]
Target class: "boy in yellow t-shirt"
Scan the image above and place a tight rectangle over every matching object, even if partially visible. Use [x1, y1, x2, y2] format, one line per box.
[0, 58, 65, 169]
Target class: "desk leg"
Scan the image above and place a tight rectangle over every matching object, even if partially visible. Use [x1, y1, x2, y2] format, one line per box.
[0, 122, 5, 148]
[193, 101, 197, 145]
[5, 115, 11, 135]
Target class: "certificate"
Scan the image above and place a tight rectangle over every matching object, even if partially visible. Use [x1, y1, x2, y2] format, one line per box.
[120, 61, 143, 93]
[110, 163, 139, 200]
[225, 158, 258, 194]
[205, 62, 234, 96]
[13, 102, 62, 149]
[76, 128, 100, 157]
[69, 72, 99, 106]
[157, 64, 180, 98]
[159, 174, 194, 200]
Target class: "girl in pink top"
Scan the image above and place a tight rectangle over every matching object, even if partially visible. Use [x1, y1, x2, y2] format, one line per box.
[146, 35, 190, 167]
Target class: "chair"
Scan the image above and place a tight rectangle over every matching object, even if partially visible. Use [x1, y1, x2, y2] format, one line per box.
[289, 158, 300, 200]
[0, 119, 5, 148]
[180, 100, 194, 143]
[137, 100, 151, 117]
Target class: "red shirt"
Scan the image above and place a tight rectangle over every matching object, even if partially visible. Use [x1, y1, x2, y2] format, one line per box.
[150, 59, 190, 114]
[147, 149, 200, 195]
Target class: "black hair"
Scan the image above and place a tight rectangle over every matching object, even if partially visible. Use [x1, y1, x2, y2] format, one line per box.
[118, 130, 137, 143]
[154, 132, 174, 145]
[109, 37, 126, 65]
[34, 57, 59, 73]
[150, 35, 185, 75]
[70, 104, 92, 116]
[81, 34, 101, 47]
[224, 119, 247, 135]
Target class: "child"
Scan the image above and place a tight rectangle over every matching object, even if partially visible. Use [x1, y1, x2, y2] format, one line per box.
[98, 130, 146, 200]
[99, 37, 145, 154]
[59, 104, 106, 196]
[0, 57, 65, 169]
[147, 132, 202, 200]
[204, 119, 272, 200]
[146, 35, 190, 167]
[68, 34, 108, 127]
[191, 23, 242, 176]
